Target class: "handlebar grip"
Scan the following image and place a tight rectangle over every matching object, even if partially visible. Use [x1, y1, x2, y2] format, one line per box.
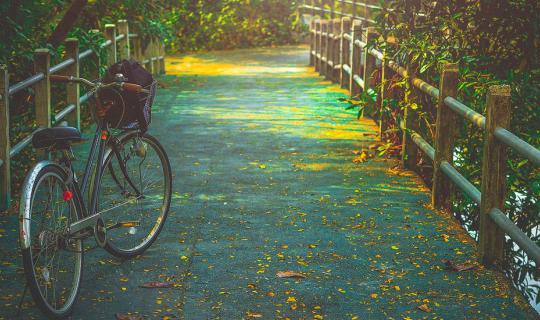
[50, 75, 71, 82]
[121, 82, 146, 93]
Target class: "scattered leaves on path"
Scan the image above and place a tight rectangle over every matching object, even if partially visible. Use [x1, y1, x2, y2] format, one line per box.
[352, 151, 371, 163]
[441, 259, 477, 272]
[276, 271, 306, 278]
[246, 311, 263, 318]
[140, 282, 175, 288]
[115, 313, 144, 320]
[417, 303, 431, 313]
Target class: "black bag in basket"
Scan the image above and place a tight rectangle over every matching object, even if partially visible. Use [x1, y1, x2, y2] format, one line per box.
[100, 59, 156, 132]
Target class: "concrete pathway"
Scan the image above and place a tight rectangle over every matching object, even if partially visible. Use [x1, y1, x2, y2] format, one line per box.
[0, 46, 536, 319]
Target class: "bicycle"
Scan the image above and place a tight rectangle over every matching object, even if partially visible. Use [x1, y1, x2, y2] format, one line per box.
[19, 74, 172, 318]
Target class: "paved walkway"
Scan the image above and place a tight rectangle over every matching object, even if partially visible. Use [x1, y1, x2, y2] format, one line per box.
[0, 46, 536, 319]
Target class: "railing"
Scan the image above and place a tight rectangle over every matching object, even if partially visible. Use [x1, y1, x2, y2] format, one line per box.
[305, 12, 540, 267]
[0, 20, 166, 210]
[301, 0, 381, 25]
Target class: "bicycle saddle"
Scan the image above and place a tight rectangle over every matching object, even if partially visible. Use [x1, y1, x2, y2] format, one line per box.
[32, 126, 84, 149]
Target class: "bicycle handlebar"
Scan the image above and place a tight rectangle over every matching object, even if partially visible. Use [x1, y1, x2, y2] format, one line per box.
[50, 75, 149, 94]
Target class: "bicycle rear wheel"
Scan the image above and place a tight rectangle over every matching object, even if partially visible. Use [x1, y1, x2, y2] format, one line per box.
[20, 163, 83, 319]
[96, 131, 172, 258]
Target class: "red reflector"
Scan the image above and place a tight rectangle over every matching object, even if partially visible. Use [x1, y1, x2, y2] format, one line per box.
[63, 190, 73, 201]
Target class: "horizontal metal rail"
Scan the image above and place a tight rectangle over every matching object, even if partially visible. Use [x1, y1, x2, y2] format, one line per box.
[54, 104, 76, 123]
[353, 74, 364, 89]
[79, 48, 93, 60]
[99, 39, 113, 49]
[494, 127, 540, 166]
[80, 91, 93, 104]
[387, 59, 407, 78]
[410, 131, 435, 160]
[368, 48, 384, 61]
[342, 64, 351, 75]
[440, 161, 482, 205]
[412, 77, 439, 99]
[343, 33, 352, 41]
[8, 73, 45, 96]
[444, 97, 486, 129]
[115, 34, 125, 41]
[301, 5, 376, 24]
[50, 58, 75, 74]
[10, 128, 40, 158]
[489, 208, 540, 265]
[339, 0, 382, 10]
[354, 39, 366, 48]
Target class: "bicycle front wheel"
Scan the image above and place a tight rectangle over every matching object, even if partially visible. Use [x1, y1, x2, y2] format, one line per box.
[96, 131, 172, 258]
[20, 162, 83, 319]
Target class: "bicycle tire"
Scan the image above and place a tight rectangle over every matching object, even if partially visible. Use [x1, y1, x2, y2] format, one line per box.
[20, 162, 83, 319]
[95, 131, 172, 258]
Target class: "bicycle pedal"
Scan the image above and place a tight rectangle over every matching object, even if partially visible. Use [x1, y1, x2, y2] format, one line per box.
[94, 217, 108, 247]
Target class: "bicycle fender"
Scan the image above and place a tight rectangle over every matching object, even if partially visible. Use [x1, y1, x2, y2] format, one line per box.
[19, 161, 66, 250]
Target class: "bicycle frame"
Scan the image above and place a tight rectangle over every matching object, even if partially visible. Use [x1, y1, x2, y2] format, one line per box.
[20, 75, 147, 249]
[64, 120, 108, 237]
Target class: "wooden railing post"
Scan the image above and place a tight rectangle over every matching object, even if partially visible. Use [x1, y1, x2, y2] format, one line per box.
[349, 20, 362, 96]
[146, 38, 156, 75]
[65, 38, 80, 129]
[159, 42, 166, 74]
[479, 85, 511, 265]
[152, 39, 159, 75]
[339, 17, 351, 88]
[325, 19, 333, 81]
[432, 63, 458, 209]
[401, 64, 419, 169]
[34, 49, 51, 129]
[332, 18, 341, 82]
[320, 20, 328, 77]
[363, 27, 378, 92]
[104, 24, 117, 66]
[379, 50, 389, 137]
[309, 20, 315, 66]
[315, 20, 322, 73]
[0, 66, 11, 210]
[132, 34, 143, 62]
[117, 20, 130, 60]
[89, 29, 101, 80]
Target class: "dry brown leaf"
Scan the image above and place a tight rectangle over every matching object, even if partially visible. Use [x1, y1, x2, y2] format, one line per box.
[246, 312, 263, 318]
[115, 313, 144, 320]
[276, 271, 307, 279]
[417, 304, 431, 313]
[352, 151, 370, 163]
[140, 281, 174, 288]
[441, 259, 477, 272]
